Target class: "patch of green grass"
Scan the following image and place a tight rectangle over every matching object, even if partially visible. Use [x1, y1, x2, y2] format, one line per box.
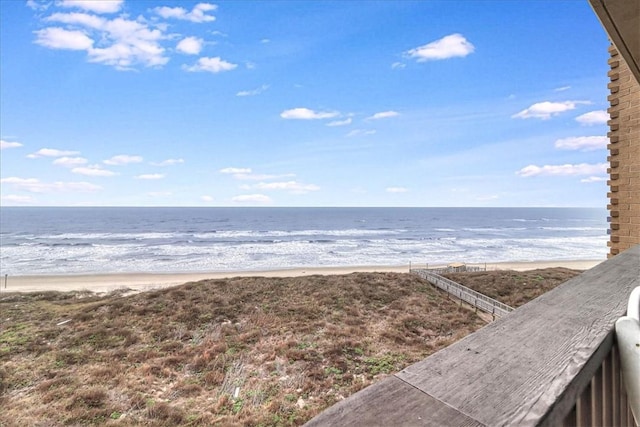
[365, 354, 406, 376]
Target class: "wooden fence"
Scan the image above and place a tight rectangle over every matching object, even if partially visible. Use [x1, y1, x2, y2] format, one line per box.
[411, 269, 514, 319]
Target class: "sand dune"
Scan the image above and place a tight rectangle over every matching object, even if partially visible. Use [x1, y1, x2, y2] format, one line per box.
[0, 259, 603, 293]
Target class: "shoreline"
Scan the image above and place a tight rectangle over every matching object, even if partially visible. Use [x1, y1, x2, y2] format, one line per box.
[0, 259, 604, 294]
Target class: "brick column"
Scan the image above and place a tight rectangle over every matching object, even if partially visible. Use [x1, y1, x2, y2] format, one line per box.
[606, 45, 640, 257]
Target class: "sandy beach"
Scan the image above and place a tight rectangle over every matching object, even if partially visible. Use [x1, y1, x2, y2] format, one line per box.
[0, 259, 603, 293]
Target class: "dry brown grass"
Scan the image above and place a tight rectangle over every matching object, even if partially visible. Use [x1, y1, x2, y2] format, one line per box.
[0, 273, 484, 426]
[443, 267, 582, 307]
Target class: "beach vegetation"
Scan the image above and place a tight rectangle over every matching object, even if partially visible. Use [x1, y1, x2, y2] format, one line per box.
[0, 270, 578, 425]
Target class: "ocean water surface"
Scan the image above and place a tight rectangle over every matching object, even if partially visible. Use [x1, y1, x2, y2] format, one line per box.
[0, 207, 608, 276]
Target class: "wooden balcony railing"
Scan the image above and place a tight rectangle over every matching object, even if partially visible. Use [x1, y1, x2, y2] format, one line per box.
[306, 245, 640, 427]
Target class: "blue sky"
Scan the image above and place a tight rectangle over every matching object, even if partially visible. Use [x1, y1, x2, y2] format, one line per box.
[0, 0, 612, 207]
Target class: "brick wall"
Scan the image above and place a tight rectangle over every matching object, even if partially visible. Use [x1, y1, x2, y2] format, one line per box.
[607, 45, 640, 257]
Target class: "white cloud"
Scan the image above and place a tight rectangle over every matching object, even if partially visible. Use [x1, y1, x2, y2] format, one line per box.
[386, 187, 408, 193]
[581, 176, 607, 183]
[232, 194, 272, 204]
[27, 1, 50, 11]
[183, 57, 237, 73]
[154, 3, 217, 23]
[554, 136, 607, 151]
[201, 195, 214, 202]
[261, 38, 270, 44]
[57, 0, 123, 14]
[367, 111, 399, 120]
[1, 194, 35, 204]
[254, 181, 320, 194]
[87, 18, 168, 69]
[34, 27, 94, 50]
[221, 168, 295, 181]
[220, 167, 252, 175]
[281, 108, 339, 120]
[1, 140, 23, 150]
[151, 158, 184, 166]
[346, 129, 376, 137]
[391, 62, 406, 69]
[236, 84, 269, 97]
[135, 173, 165, 180]
[0, 176, 102, 193]
[41, 14, 168, 70]
[327, 118, 352, 127]
[237, 173, 294, 181]
[104, 154, 143, 165]
[406, 33, 474, 62]
[475, 194, 499, 201]
[575, 110, 609, 126]
[27, 148, 80, 158]
[512, 100, 589, 120]
[46, 12, 105, 28]
[53, 156, 88, 167]
[72, 165, 117, 176]
[517, 163, 607, 177]
[554, 86, 571, 92]
[176, 36, 203, 55]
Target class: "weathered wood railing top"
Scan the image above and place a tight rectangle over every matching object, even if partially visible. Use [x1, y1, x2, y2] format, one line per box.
[306, 245, 640, 427]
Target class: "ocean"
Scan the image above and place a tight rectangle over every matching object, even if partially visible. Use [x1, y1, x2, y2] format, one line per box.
[0, 207, 608, 276]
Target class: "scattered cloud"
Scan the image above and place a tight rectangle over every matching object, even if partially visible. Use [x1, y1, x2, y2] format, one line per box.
[575, 110, 608, 126]
[52, 156, 88, 167]
[0, 176, 102, 193]
[386, 186, 408, 193]
[391, 62, 406, 69]
[367, 111, 399, 120]
[183, 56, 237, 73]
[1, 194, 35, 204]
[176, 36, 203, 55]
[37, 11, 169, 70]
[581, 176, 607, 183]
[512, 100, 589, 120]
[517, 163, 607, 177]
[254, 181, 320, 194]
[346, 129, 376, 137]
[554, 86, 571, 92]
[72, 165, 117, 176]
[280, 108, 339, 120]
[475, 194, 499, 201]
[232, 194, 273, 204]
[34, 27, 94, 50]
[135, 173, 165, 180]
[27, 148, 80, 158]
[221, 168, 295, 181]
[1, 140, 23, 150]
[151, 158, 184, 166]
[554, 136, 607, 151]
[236, 84, 269, 97]
[148, 191, 172, 197]
[104, 154, 143, 165]
[260, 38, 270, 44]
[153, 3, 217, 23]
[27, 0, 50, 12]
[201, 195, 214, 202]
[58, 0, 124, 14]
[406, 33, 474, 62]
[326, 118, 352, 127]
[220, 167, 252, 175]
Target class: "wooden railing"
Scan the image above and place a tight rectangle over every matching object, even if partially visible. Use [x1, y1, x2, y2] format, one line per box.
[411, 269, 514, 319]
[306, 245, 640, 427]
